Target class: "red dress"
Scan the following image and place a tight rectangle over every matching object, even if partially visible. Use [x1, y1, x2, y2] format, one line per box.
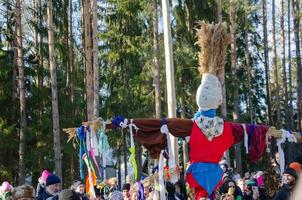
[186, 122, 234, 199]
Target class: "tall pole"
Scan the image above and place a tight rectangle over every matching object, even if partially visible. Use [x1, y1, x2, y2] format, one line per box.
[161, 0, 179, 165]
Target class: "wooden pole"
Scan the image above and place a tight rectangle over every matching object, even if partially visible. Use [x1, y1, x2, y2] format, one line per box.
[161, 0, 179, 165]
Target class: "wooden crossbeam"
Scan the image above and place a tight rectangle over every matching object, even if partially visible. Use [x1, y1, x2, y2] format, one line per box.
[268, 127, 301, 141]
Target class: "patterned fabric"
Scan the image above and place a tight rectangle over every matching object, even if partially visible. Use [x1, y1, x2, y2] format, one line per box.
[194, 116, 224, 141]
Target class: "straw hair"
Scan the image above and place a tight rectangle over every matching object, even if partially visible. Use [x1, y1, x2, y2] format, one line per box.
[195, 21, 231, 76]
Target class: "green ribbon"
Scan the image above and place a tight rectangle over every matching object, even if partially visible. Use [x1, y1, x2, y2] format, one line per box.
[129, 146, 138, 180]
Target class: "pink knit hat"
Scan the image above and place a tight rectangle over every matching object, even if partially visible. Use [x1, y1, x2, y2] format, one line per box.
[1, 181, 13, 192]
[41, 170, 51, 182]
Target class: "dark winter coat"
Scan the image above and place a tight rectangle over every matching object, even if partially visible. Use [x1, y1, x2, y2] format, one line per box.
[272, 184, 292, 200]
[36, 190, 59, 200]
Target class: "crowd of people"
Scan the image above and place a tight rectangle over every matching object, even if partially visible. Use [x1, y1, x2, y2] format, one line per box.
[0, 153, 302, 200]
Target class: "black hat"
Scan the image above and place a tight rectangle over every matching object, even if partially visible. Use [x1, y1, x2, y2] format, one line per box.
[293, 155, 302, 165]
[59, 189, 80, 200]
[122, 183, 130, 191]
[283, 167, 298, 180]
[46, 174, 61, 186]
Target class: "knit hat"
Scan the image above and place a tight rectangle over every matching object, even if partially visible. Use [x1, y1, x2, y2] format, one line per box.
[46, 174, 61, 186]
[122, 183, 130, 191]
[283, 167, 298, 180]
[1, 182, 13, 193]
[59, 189, 80, 200]
[110, 191, 123, 200]
[289, 162, 302, 173]
[41, 170, 51, 182]
[71, 180, 83, 191]
[196, 73, 222, 111]
[11, 185, 35, 200]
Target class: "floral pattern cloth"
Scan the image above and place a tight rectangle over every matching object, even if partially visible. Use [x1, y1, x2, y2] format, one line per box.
[194, 116, 224, 141]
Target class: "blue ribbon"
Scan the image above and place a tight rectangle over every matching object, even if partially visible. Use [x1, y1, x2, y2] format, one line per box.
[248, 124, 255, 151]
[152, 165, 159, 174]
[193, 109, 216, 119]
[112, 115, 124, 128]
[77, 126, 86, 179]
[162, 117, 167, 125]
[137, 181, 145, 200]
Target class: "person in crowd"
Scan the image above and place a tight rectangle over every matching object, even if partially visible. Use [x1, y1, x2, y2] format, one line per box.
[11, 185, 35, 200]
[243, 180, 260, 200]
[58, 189, 80, 200]
[165, 182, 176, 200]
[218, 179, 243, 200]
[273, 167, 298, 200]
[244, 172, 250, 181]
[107, 178, 118, 193]
[174, 181, 186, 200]
[255, 171, 268, 200]
[94, 186, 103, 200]
[36, 170, 51, 198]
[143, 184, 151, 199]
[289, 162, 302, 175]
[130, 190, 137, 200]
[272, 152, 281, 176]
[293, 155, 302, 168]
[0, 182, 13, 200]
[236, 179, 245, 193]
[36, 174, 61, 200]
[109, 191, 123, 200]
[70, 181, 87, 200]
[121, 183, 130, 200]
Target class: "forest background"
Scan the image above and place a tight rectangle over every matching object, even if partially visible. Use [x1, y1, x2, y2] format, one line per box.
[0, 0, 301, 188]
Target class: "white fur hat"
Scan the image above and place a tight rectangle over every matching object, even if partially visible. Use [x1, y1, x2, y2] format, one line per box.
[196, 73, 222, 111]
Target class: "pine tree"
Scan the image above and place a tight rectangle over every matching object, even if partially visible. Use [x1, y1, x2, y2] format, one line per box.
[15, 0, 27, 184]
[47, 0, 62, 178]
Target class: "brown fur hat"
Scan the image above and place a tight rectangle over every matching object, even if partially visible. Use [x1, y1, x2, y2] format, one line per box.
[11, 185, 35, 200]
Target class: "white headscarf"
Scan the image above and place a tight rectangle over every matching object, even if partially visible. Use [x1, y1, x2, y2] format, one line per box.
[196, 73, 222, 111]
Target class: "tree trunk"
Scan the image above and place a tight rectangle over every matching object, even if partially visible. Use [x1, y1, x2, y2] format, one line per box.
[280, 0, 290, 129]
[67, 0, 74, 118]
[153, 0, 162, 119]
[47, 0, 62, 179]
[83, 0, 94, 121]
[33, 0, 38, 56]
[38, 0, 43, 89]
[161, 0, 178, 165]
[230, 0, 242, 176]
[215, 0, 222, 23]
[262, 0, 273, 125]
[245, 15, 254, 123]
[272, 0, 281, 128]
[70, 153, 74, 181]
[288, 0, 294, 129]
[15, 0, 26, 184]
[92, 0, 99, 118]
[215, 0, 230, 166]
[12, 46, 17, 123]
[230, 0, 239, 122]
[292, 0, 302, 131]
